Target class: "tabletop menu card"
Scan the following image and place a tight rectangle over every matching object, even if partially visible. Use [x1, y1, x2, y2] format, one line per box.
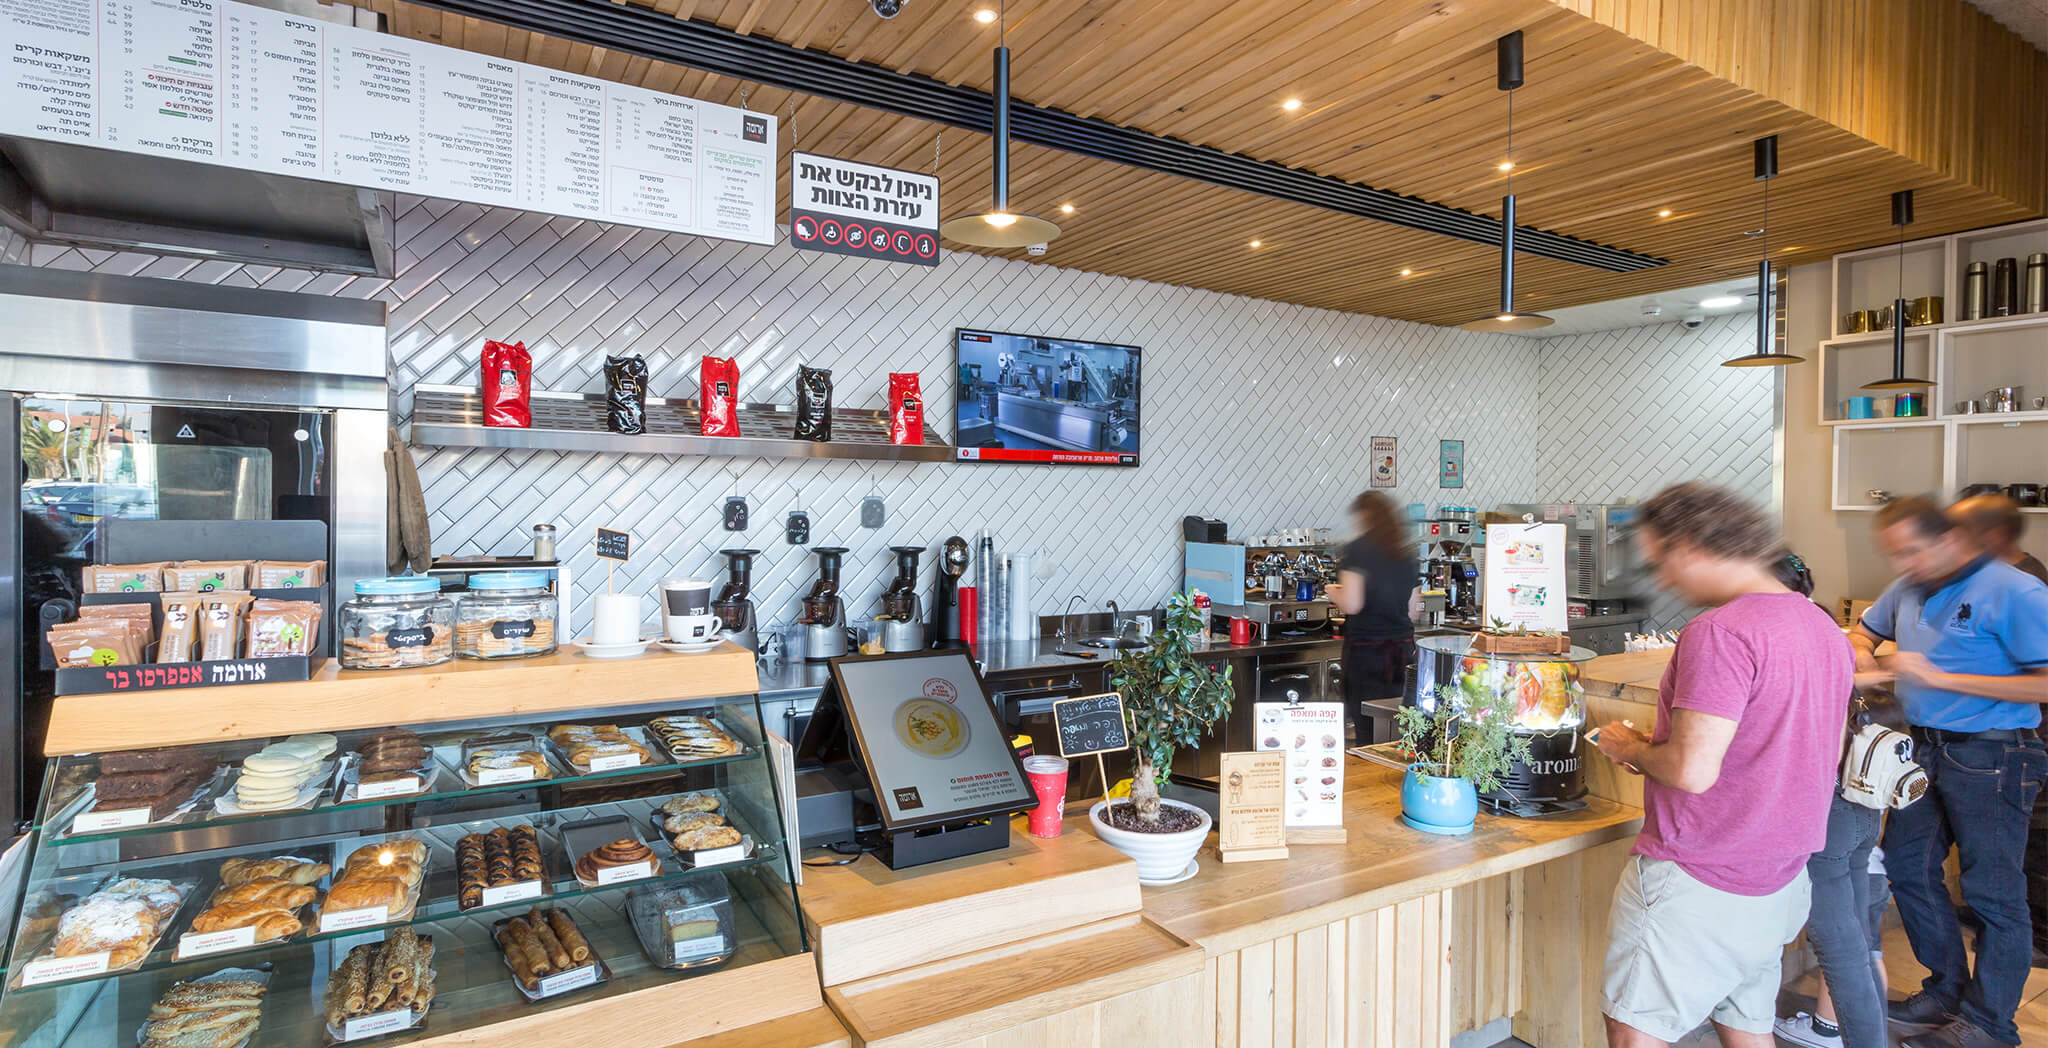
[1217, 751, 1288, 863]
[0, 0, 777, 243]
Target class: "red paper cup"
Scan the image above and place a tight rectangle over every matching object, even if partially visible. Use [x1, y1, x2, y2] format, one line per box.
[1022, 755, 1069, 838]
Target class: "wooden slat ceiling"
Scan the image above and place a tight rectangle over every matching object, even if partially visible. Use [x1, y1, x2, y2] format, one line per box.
[368, 0, 2045, 326]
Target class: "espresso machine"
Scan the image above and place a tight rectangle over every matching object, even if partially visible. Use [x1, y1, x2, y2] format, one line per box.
[801, 546, 850, 661]
[879, 546, 926, 653]
[934, 536, 968, 646]
[712, 548, 761, 651]
[1426, 541, 1479, 622]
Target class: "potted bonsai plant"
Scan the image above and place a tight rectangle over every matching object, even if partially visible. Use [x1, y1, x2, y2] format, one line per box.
[1393, 684, 1532, 835]
[1093, 592, 1233, 883]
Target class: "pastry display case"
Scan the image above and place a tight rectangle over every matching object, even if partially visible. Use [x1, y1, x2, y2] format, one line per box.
[0, 646, 810, 1048]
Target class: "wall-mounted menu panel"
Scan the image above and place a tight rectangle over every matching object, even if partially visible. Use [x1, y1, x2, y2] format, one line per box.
[0, 0, 777, 244]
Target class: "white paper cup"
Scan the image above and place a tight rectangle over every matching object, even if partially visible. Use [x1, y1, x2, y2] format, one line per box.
[592, 593, 642, 646]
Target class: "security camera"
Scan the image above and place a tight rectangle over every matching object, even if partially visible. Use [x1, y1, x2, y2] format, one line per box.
[1026, 242, 1048, 256]
[869, 0, 905, 16]
[1681, 310, 1705, 330]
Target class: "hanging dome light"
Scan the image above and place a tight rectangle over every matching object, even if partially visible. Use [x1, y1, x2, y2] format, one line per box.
[939, 0, 1061, 249]
[1461, 31, 1552, 333]
[1722, 135, 1806, 366]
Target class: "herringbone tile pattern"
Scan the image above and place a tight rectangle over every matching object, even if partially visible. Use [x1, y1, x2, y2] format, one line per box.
[13, 194, 1772, 639]
[1536, 313, 1777, 629]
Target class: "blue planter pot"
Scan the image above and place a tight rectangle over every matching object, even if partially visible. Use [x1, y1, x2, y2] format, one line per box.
[1401, 766, 1478, 835]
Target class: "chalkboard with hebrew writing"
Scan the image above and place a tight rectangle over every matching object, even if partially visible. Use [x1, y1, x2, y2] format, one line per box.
[1052, 692, 1129, 758]
[595, 528, 631, 562]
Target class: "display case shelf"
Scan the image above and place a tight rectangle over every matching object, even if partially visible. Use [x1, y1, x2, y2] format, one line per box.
[1831, 420, 1946, 511]
[43, 644, 759, 755]
[1816, 331, 1938, 424]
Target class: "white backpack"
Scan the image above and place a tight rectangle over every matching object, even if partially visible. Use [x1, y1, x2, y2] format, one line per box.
[1840, 723, 1928, 811]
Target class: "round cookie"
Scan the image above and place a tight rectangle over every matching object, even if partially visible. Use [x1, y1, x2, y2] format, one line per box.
[243, 752, 312, 775]
[284, 733, 338, 756]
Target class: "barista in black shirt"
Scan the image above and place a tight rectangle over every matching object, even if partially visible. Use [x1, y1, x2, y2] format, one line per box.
[1327, 491, 1420, 721]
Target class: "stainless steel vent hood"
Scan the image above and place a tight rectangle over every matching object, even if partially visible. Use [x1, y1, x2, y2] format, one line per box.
[0, 0, 394, 276]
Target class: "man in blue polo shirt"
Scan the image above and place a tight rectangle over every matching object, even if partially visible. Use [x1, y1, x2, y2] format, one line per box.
[1852, 496, 2048, 1048]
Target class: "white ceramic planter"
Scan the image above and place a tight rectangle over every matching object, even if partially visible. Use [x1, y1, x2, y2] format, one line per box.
[1090, 799, 1211, 884]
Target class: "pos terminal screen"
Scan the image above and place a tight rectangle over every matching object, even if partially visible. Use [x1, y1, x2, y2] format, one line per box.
[826, 651, 1037, 831]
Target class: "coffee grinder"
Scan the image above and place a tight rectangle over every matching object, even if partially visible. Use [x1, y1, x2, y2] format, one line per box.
[801, 546, 850, 661]
[1427, 541, 1478, 620]
[879, 546, 926, 653]
[712, 548, 761, 651]
[934, 536, 968, 646]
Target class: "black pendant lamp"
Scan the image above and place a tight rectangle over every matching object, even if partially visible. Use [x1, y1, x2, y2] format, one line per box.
[1862, 189, 1933, 390]
[1461, 31, 1552, 333]
[1722, 135, 1805, 366]
[938, 0, 1060, 249]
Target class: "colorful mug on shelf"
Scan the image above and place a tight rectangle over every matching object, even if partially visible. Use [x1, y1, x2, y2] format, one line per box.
[1892, 393, 1927, 418]
[1842, 396, 1878, 419]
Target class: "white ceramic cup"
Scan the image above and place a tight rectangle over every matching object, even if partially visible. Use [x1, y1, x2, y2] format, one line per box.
[666, 612, 723, 644]
[591, 593, 643, 646]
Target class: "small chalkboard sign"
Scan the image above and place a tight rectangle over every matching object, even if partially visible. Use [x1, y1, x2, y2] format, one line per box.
[595, 528, 631, 562]
[1052, 692, 1129, 758]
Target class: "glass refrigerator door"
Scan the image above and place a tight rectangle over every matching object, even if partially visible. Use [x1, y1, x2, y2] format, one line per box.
[12, 397, 335, 826]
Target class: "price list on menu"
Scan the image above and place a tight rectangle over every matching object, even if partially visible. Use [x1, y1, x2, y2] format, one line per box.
[0, 0, 775, 243]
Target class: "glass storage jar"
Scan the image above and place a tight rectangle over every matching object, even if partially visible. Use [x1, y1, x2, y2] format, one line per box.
[338, 577, 455, 669]
[455, 571, 559, 659]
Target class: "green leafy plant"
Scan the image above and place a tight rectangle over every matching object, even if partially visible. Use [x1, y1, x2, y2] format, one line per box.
[1108, 592, 1234, 827]
[1394, 684, 1533, 794]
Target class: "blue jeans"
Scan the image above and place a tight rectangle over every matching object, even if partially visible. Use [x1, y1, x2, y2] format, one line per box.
[1882, 734, 2048, 1045]
[1806, 794, 1886, 1048]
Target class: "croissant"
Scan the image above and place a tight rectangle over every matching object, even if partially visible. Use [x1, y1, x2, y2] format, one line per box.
[188, 903, 301, 941]
[211, 878, 316, 910]
[347, 838, 427, 868]
[321, 876, 409, 915]
[342, 856, 422, 888]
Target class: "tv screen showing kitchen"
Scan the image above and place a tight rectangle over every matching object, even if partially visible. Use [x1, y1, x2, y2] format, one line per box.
[953, 328, 1141, 466]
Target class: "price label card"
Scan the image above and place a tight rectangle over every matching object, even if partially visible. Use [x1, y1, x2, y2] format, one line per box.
[595, 860, 651, 886]
[342, 1009, 414, 1041]
[684, 841, 747, 868]
[480, 880, 544, 907]
[356, 776, 421, 800]
[18, 951, 110, 986]
[537, 964, 599, 996]
[675, 935, 727, 964]
[475, 765, 535, 786]
[595, 527, 631, 562]
[72, 806, 154, 833]
[319, 905, 390, 934]
[177, 926, 256, 960]
[586, 752, 641, 773]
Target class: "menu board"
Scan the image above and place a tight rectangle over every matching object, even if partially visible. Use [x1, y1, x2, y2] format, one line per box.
[827, 652, 1036, 831]
[1253, 702, 1346, 829]
[0, 0, 776, 243]
[1483, 523, 1569, 632]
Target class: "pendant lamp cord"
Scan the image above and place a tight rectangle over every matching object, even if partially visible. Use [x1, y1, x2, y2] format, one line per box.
[1504, 87, 1513, 195]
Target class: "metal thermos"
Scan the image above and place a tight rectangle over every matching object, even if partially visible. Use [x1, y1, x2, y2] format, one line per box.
[1963, 261, 1989, 320]
[1991, 257, 2019, 317]
[2027, 253, 2046, 314]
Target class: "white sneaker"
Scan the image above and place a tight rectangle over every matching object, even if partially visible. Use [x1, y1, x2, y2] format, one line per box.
[1773, 1013, 1843, 1048]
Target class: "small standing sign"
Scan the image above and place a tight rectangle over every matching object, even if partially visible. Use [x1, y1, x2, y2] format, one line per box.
[595, 527, 630, 594]
[1217, 751, 1289, 863]
[1052, 692, 1128, 807]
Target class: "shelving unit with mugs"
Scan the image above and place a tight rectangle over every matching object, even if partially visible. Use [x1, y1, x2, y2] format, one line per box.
[1820, 218, 2048, 514]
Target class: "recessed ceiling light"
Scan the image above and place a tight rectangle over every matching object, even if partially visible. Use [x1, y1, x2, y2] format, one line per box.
[1700, 295, 1742, 309]
[1400, 268, 1413, 277]
[1658, 208, 1673, 217]
[972, 8, 997, 23]
[1497, 160, 1514, 172]
[1059, 203, 1074, 214]
[1281, 98, 1302, 111]
[1248, 239, 1263, 248]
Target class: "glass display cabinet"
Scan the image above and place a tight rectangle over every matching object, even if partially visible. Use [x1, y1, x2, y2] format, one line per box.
[0, 647, 810, 1048]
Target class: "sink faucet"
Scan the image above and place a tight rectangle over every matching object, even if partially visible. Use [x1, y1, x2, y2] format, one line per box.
[1106, 600, 1126, 637]
[1059, 594, 1088, 650]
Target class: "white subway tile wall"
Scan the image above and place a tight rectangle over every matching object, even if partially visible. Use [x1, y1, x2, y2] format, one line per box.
[1535, 313, 1777, 629]
[12, 194, 1770, 638]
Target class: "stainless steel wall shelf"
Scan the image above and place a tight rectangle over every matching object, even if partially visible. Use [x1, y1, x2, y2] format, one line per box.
[409, 384, 954, 463]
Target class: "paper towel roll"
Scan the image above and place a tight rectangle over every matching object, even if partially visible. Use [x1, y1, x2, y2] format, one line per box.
[1006, 553, 1034, 640]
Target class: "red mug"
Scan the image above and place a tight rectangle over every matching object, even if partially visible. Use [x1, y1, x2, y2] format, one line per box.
[1022, 755, 1070, 837]
[1230, 617, 1254, 645]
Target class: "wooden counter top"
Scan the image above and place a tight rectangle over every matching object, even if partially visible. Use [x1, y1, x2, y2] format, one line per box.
[1124, 765, 1641, 955]
[1576, 648, 1674, 704]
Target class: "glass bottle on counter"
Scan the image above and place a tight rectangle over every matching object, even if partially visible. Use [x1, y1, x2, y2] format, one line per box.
[337, 577, 456, 669]
[455, 571, 559, 659]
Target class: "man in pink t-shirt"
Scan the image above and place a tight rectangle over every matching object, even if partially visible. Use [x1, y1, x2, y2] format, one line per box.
[1593, 483, 1853, 1047]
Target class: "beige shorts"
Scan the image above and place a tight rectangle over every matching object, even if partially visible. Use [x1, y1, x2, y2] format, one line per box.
[1601, 855, 1811, 1042]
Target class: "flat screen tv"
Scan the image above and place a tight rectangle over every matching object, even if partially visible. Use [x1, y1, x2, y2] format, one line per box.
[953, 328, 1140, 466]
